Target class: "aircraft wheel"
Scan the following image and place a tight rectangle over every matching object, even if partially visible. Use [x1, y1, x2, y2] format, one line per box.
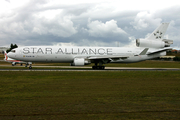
[101, 66, 105, 70]
[29, 66, 32, 69]
[100, 66, 105, 70]
[92, 66, 94, 69]
[96, 66, 100, 69]
[92, 66, 97, 69]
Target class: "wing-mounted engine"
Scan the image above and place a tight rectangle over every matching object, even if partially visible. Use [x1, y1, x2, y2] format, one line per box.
[136, 39, 173, 48]
[71, 58, 91, 66]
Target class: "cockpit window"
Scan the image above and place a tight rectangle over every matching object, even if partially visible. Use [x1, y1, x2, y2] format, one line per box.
[11, 50, 16, 53]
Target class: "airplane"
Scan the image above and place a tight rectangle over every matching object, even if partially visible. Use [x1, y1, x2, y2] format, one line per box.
[3, 51, 29, 67]
[7, 23, 173, 69]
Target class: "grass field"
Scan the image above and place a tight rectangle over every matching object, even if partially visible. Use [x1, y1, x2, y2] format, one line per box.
[0, 71, 180, 120]
[0, 54, 180, 119]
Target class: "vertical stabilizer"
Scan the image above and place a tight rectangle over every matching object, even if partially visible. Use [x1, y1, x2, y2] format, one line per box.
[146, 23, 169, 40]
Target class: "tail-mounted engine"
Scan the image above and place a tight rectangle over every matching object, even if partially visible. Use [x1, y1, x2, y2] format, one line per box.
[136, 39, 173, 48]
[71, 58, 91, 66]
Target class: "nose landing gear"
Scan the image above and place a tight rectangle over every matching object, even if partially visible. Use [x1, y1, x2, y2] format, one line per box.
[26, 62, 32, 69]
[29, 65, 32, 69]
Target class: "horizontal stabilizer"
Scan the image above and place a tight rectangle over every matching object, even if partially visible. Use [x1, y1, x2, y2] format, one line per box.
[147, 47, 172, 55]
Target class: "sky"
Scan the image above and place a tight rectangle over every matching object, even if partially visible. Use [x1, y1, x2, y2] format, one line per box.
[0, 0, 180, 49]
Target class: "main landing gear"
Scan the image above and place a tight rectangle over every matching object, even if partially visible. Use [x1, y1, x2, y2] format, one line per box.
[92, 62, 105, 70]
[92, 65, 105, 70]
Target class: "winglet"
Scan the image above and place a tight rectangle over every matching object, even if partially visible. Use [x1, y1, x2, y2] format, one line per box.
[139, 48, 149, 55]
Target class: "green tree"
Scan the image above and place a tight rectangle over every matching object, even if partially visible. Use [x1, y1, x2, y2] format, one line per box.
[6, 43, 18, 53]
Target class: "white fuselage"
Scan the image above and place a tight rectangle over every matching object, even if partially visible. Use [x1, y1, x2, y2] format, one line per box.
[7, 46, 166, 64]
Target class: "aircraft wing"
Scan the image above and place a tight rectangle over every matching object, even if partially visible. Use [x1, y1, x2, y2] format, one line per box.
[88, 55, 128, 60]
[87, 48, 150, 60]
[147, 47, 172, 55]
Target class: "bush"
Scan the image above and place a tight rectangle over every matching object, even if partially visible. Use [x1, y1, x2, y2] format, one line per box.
[173, 56, 180, 61]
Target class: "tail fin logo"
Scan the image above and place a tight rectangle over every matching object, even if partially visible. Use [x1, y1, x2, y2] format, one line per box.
[153, 30, 163, 39]
[147, 23, 169, 40]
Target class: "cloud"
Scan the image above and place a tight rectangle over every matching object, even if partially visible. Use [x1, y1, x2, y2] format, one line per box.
[5, 0, 10, 3]
[130, 11, 162, 30]
[32, 16, 77, 37]
[0, 0, 180, 49]
[87, 19, 127, 37]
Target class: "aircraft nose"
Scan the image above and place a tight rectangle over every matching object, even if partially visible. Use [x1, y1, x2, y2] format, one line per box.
[7, 52, 14, 58]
